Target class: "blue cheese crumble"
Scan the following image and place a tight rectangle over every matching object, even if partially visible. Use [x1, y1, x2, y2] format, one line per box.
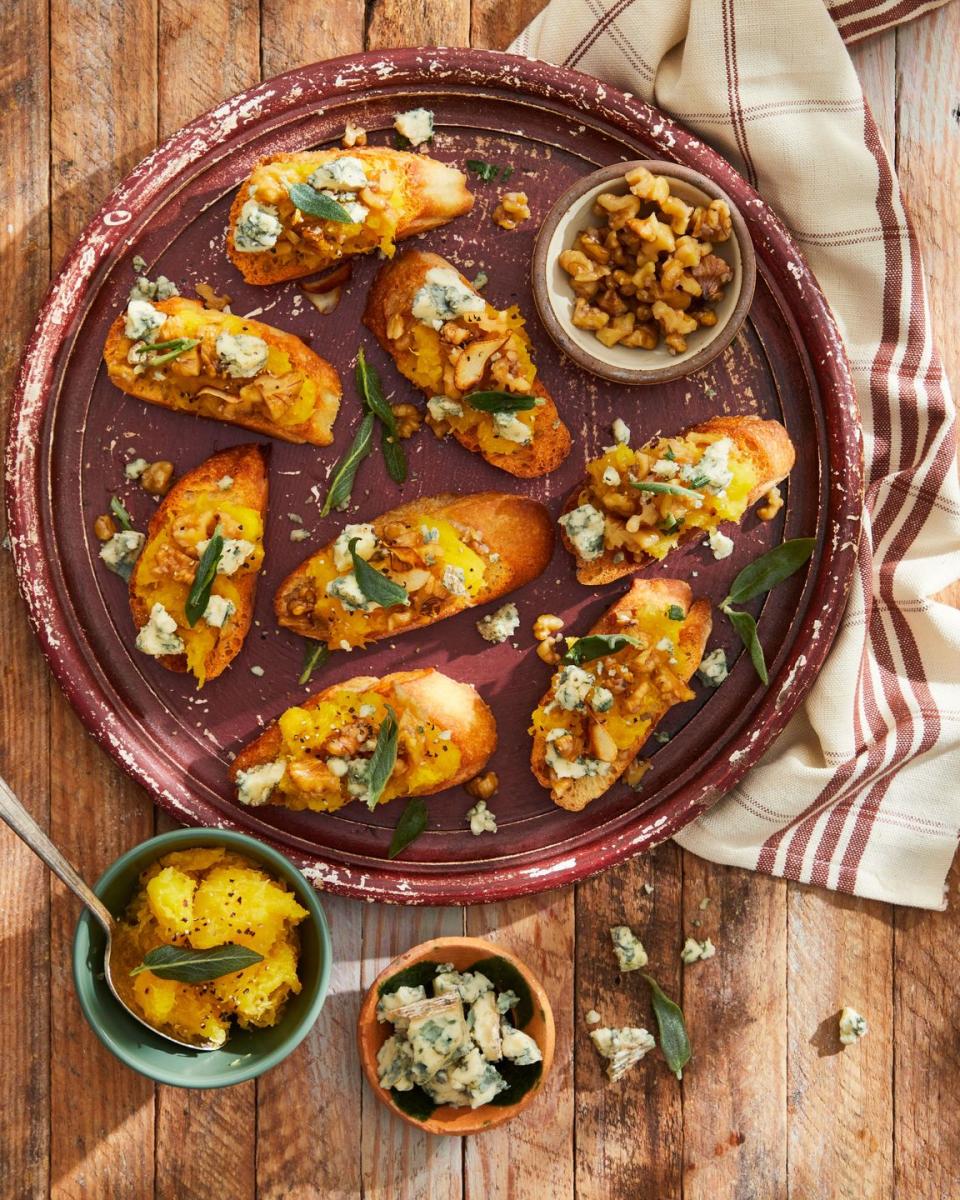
[476, 602, 520, 644]
[307, 156, 368, 191]
[327, 571, 379, 613]
[135, 602, 184, 658]
[202, 595, 235, 628]
[697, 647, 728, 687]
[680, 936, 716, 964]
[236, 759, 285, 806]
[492, 411, 532, 445]
[332, 523, 377, 572]
[558, 503, 605, 561]
[129, 273, 178, 304]
[612, 418, 631, 445]
[610, 925, 649, 972]
[99, 529, 144, 577]
[197, 536, 256, 575]
[234, 199, 283, 252]
[394, 107, 435, 146]
[681, 437, 733, 495]
[411, 267, 484, 330]
[839, 1006, 868, 1046]
[124, 299, 165, 342]
[590, 1026, 655, 1082]
[216, 331, 269, 379]
[706, 527, 734, 560]
[466, 799, 497, 835]
[442, 564, 468, 597]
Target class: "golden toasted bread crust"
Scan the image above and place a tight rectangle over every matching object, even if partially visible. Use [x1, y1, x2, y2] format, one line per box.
[363, 249, 572, 478]
[226, 149, 474, 285]
[129, 444, 268, 682]
[230, 668, 497, 797]
[530, 579, 712, 811]
[562, 415, 796, 586]
[103, 297, 341, 445]
[273, 491, 553, 645]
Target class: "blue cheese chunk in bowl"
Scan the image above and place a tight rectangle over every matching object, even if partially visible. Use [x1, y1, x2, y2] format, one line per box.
[357, 935, 555, 1135]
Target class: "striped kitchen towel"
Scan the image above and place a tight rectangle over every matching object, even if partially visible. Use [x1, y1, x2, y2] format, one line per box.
[512, 0, 960, 908]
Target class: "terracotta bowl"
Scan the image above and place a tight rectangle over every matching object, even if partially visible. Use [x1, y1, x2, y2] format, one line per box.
[357, 936, 555, 1136]
[532, 159, 757, 385]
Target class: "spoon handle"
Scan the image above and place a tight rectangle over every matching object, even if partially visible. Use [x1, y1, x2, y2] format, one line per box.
[0, 771, 116, 935]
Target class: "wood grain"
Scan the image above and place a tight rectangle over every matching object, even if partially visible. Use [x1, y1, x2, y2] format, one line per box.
[471, 0, 546, 49]
[261, 0, 365, 74]
[574, 846, 683, 1200]
[366, 0, 470, 51]
[0, 0, 52, 1195]
[464, 890, 575, 1200]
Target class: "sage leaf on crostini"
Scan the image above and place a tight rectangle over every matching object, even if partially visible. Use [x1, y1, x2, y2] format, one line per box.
[299, 641, 329, 686]
[320, 411, 375, 516]
[629, 480, 704, 501]
[643, 974, 692, 1080]
[387, 797, 428, 859]
[130, 942, 264, 983]
[724, 537, 816, 605]
[185, 524, 224, 626]
[110, 496, 133, 531]
[722, 606, 768, 685]
[288, 182, 354, 223]
[562, 633, 640, 666]
[350, 538, 409, 609]
[465, 391, 537, 413]
[139, 336, 200, 367]
[364, 706, 399, 811]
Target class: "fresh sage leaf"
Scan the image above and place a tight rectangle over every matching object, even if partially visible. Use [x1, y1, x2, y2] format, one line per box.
[364, 705, 399, 811]
[387, 797, 428, 858]
[563, 633, 640, 666]
[465, 391, 537, 413]
[630, 480, 703, 501]
[185, 524, 223, 626]
[299, 641, 329, 686]
[130, 942, 264, 983]
[382, 430, 407, 484]
[725, 537, 815, 605]
[643, 974, 692, 1080]
[139, 336, 200, 367]
[321, 411, 375, 516]
[109, 496, 133, 531]
[666, 605, 684, 621]
[465, 159, 512, 183]
[350, 538, 409, 609]
[288, 182, 353, 223]
[356, 348, 395, 430]
[723, 605, 768, 684]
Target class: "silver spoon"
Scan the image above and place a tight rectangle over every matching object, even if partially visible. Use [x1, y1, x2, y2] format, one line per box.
[0, 771, 218, 1051]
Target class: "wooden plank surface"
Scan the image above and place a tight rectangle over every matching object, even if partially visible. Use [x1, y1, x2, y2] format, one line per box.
[0, 5, 958, 1200]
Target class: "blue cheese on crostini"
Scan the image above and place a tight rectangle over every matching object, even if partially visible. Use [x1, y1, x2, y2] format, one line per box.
[697, 647, 728, 687]
[500, 1023, 543, 1066]
[442, 564, 468, 597]
[135, 602, 184, 658]
[610, 925, 649, 972]
[682, 437, 734, 495]
[394, 107, 435, 146]
[307, 156, 368, 191]
[216, 474, 233, 490]
[427, 395, 464, 422]
[555, 665, 595, 712]
[544, 734, 611, 781]
[476, 602, 520, 644]
[706, 528, 734, 560]
[590, 1026, 656, 1082]
[215, 331, 269, 379]
[332, 523, 378, 572]
[492, 411, 532, 445]
[124, 299, 165, 342]
[652, 458, 680, 479]
[466, 799, 497, 836]
[99, 529, 144, 576]
[318, 190, 368, 224]
[202, 594, 235, 628]
[589, 686, 614, 713]
[602, 465, 621, 486]
[558, 503, 605, 561]
[235, 759, 286, 807]
[411, 267, 485, 330]
[839, 1006, 868, 1045]
[196, 536, 256, 576]
[234, 199, 283, 252]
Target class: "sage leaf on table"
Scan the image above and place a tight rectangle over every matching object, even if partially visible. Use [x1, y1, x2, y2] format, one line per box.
[364, 706, 399, 811]
[298, 641, 329, 686]
[465, 159, 513, 183]
[465, 391, 537, 413]
[387, 797, 428, 859]
[381, 432, 407, 484]
[563, 633, 640, 666]
[130, 942, 264, 983]
[185, 524, 224, 626]
[350, 538, 409, 609]
[110, 496, 133, 531]
[717, 537, 816, 684]
[320, 410, 375, 516]
[643, 974, 691, 1081]
[356, 348, 407, 484]
[288, 182, 354, 223]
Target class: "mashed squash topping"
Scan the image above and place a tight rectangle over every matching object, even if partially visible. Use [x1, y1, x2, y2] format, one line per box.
[568, 431, 758, 564]
[112, 847, 308, 1048]
[278, 515, 489, 651]
[237, 688, 462, 813]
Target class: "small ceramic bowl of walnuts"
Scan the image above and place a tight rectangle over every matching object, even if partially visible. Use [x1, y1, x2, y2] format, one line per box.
[532, 160, 756, 385]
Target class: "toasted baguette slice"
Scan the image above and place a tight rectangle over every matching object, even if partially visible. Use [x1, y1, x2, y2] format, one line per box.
[104, 297, 341, 445]
[230, 668, 497, 813]
[226, 148, 474, 285]
[364, 250, 572, 478]
[561, 416, 795, 585]
[129, 445, 268, 687]
[530, 579, 711, 811]
[275, 491, 553, 651]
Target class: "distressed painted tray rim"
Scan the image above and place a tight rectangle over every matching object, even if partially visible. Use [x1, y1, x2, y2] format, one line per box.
[4, 48, 863, 904]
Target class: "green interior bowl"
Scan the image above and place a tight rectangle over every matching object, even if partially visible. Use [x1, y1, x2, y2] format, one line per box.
[72, 827, 331, 1089]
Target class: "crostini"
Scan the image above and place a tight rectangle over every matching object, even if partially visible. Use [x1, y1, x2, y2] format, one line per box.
[230, 668, 496, 813]
[559, 416, 795, 585]
[530, 579, 711, 811]
[275, 491, 553, 651]
[130, 445, 267, 687]
[226, 148, 474, 285]
[364, 249, 572, 478]
[104, 297, 341, 445]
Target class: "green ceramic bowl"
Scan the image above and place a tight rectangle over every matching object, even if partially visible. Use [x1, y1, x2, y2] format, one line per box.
[72, 828, 331, 1089]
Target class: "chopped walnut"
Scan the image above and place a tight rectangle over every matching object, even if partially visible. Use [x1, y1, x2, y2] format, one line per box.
[757, 485, 784, 521]
[342, 121, 367, 148]
[464, 771, 499, 801]
[691, 253, 733, 301]
[492, 190, 531, 231]
[390, 402, 421, 439]
[572, 297, 610, 331]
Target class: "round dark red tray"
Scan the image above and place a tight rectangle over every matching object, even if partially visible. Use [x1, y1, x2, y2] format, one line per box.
[5, 49, 861, 904]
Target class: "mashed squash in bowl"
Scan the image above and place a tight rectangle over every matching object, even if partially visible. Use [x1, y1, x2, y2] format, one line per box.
[112, 846, 309, 1048]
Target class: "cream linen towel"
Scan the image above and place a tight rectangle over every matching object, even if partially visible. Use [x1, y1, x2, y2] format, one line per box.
[511, 0, 960, 908]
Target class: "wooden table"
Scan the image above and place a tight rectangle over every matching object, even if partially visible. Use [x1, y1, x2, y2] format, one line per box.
[2, 3, 958, 1197]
